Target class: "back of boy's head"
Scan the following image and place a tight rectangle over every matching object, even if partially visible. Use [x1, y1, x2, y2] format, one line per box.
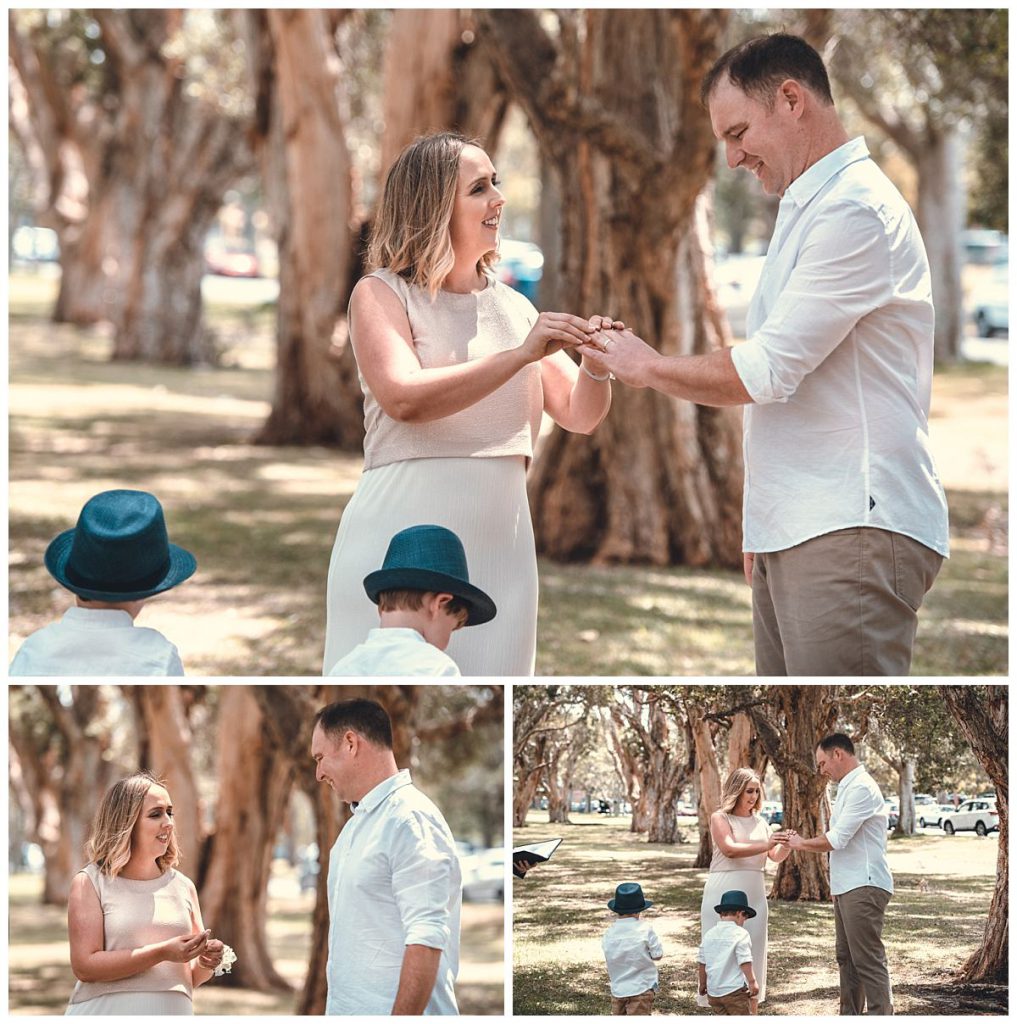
[718, 909, 743, 921]
[377, 588, 469, 626]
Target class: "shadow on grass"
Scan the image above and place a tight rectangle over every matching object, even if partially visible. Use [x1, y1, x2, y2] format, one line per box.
[9, 292, 1008, 677]
[513, 815, 1003, 1016]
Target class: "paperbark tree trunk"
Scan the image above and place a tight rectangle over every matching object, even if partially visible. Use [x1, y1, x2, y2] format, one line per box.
[916, 129, 965, 363]
[198, 687, 295, 992]
[939, 686, 1007, 984]
[479, 9, 743, 567]
[133, 686, 205, 877]
[692, 710, 722, 868]
[749, 686, 841, 901]
[380, 11, 509, 176]
[727, 710, 769, 778]
[895, 758, 916, 836]
[8, 685, 118, 905]
[241, 10, 362, 445]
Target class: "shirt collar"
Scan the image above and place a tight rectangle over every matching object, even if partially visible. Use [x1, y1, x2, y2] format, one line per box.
[63, 606, 136, 628]
[351, 768, 412, 815]
[366, 627, 426, 644]
[836, 764, 865, 793]
[784, 136, 870, 209]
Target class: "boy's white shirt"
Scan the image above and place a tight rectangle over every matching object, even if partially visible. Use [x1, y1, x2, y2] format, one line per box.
[601, 916, 663, 998]
[326, 627, 461, 676]
[9, 606, 184, 676]
[698, 919, 753, 998]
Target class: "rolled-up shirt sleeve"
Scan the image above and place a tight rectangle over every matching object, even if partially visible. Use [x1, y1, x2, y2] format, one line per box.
[390, 812, 457, 950]
[647, 926, 663, 960]
[826, 785, 883, 850]
[732, 201, 893, 404]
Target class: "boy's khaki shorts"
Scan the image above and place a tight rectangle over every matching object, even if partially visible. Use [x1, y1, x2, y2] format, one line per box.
[708, 986, 753, 1015]
[611, 989, 655, 1015]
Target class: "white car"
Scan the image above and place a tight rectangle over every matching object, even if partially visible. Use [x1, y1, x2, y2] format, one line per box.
[971, 261, 1009, 337]
[460, 847, 504, 901]
[941, 798, 998, 836]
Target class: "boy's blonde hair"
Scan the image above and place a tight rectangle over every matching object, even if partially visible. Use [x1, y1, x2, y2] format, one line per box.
[85, 771, 179, 877]
[719, 767, 764, 814]
[368, 131, 499, 296]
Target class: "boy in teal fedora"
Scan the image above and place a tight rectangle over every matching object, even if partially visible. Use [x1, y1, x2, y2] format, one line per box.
[326, 524, 496, 676]
[10, 489, 196, 676]
[602, 882, 664, 1015]
[698, 889, 759, 1015]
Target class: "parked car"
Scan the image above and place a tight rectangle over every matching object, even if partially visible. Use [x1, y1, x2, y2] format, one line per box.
[760, 801, 783, 827]
[883, 800, 899, 831]
[971, 259, 1009, 337]
[12, 225, 60, 262]
[460, 847, 504, 901]
[914, 795, 943, 828]
[495, 238, 543, 303]
[942, 798, 998, 836]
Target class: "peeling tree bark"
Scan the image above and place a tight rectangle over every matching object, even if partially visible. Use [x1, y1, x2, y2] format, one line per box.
[479, 9, 743, 567]
[749, 686, 841, 901]
[939, 686, 1007, 984]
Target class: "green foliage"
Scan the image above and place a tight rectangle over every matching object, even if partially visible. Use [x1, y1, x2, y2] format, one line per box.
[968, 104, 1008, 232]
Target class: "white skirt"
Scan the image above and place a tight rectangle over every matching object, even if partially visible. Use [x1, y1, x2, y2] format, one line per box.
[698, 868, 769, 1006]
[323, 455, 538, 676]
[66, 990, 192, 1015]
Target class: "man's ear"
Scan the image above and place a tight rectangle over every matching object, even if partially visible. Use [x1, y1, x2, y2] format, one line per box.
[342, 728, 359, 755]
[779, 79, 807, 119]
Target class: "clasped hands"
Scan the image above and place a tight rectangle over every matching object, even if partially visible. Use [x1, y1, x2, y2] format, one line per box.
[524, 312, 657, 387]
[769, 828, 804, 849]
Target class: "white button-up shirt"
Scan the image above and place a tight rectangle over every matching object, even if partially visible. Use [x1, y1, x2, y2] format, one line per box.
[698, 919, 753, 997]
[9, 606, 184, 676]
[825, 764, 894, 896]
[326, 770, 461, 1015]
[731, 136, 949, 557]
[602, 917, 663, 997]
[326, 628, 461, 677]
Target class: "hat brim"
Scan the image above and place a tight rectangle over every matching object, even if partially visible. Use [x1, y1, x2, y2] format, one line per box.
[714, 903, 756, 918]
[608, 898, 652, 912]
[44, 529, 197, 602]
[363, 568, 497, 627]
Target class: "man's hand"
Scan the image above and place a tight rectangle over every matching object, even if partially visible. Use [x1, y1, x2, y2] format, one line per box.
[787, 833, 806, 849]
[577, 328, 660, 388]
[743, 552, 755, 587]
[513, 859, 531, 877]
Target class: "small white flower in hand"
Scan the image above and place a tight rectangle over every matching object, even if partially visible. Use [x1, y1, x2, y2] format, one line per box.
[213, 944, 238, 977]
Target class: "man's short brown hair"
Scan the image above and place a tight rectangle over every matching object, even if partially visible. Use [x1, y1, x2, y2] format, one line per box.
[701, 32, 835, 109]
[314, 699, 393, 750]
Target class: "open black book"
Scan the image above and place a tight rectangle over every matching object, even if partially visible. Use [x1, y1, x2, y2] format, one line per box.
[512, 838, 563, 877]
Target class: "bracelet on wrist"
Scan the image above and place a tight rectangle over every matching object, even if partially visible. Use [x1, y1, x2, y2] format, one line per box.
[580, 362, 611, 382]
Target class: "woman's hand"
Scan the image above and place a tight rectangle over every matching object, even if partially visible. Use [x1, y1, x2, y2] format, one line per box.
[161, 929, 209, 963]
[197, 937, 225, 971]
[519, 312, 597, 363]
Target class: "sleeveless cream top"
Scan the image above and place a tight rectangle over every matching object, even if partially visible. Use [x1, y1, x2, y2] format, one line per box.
[69, 863, 195, 1004]
[352, 268, 544, 471]
[709, 812, 769, 872]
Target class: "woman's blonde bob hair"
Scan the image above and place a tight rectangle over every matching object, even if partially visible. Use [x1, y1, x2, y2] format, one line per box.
[719, 767, 765, 814]
[85, 771, 179, 878]
[368, 131, 499, 296]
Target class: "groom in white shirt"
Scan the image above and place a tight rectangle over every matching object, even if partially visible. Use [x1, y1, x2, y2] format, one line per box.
[311, 698, 462, 1015]
[579, 32, 948, 676]
[786, 732, 894, 1015]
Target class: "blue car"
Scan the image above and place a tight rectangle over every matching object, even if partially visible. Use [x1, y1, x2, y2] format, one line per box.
[496, 239, 544, 304]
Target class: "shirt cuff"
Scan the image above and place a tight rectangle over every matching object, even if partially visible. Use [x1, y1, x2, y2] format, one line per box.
[730, 339, 786, 405]
[404, 921, 450, 950]
[824, 828, 844, 850]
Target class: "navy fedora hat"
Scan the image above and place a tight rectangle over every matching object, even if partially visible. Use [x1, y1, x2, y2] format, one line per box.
[363, 524, 496, 627]
[45, 490, 197, 602]
[608, 882, 652, 914]
[714, 889, 757, 918]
